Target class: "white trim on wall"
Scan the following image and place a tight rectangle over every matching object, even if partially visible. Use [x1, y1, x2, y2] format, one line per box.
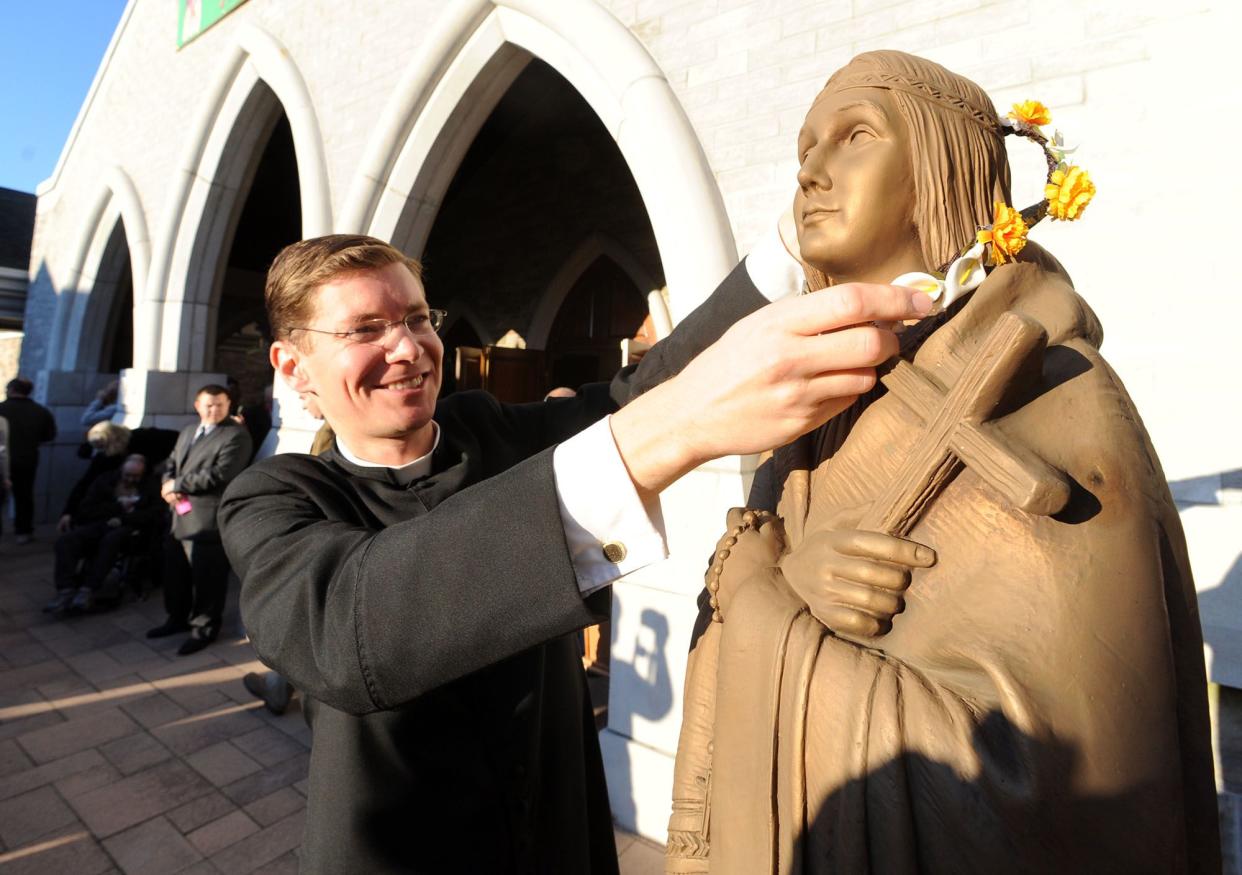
[143, 23, 331, 372]
[44, 166, 149, 372]
[341, 0, 736, 325]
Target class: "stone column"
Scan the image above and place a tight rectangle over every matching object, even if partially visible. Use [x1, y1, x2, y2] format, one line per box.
[261, 376, 322, 458]
[117, 368, 227, 431]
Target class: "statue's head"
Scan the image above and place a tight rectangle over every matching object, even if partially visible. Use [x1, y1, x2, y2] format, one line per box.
[795, 51, 1011, 288]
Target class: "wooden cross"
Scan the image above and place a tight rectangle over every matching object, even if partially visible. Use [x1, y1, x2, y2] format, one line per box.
[859, 311, 1070, 537]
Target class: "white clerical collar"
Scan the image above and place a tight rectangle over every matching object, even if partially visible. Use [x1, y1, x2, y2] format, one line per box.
[336, 422, 440, 486]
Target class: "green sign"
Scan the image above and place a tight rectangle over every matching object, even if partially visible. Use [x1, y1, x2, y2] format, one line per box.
[178, 0, 251, 48]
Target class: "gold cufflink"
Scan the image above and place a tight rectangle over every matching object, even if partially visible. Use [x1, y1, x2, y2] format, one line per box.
[602, 541, 627, 563]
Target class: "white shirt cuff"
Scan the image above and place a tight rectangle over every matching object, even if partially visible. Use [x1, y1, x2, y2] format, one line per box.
[744, 220, 804, 302]
[553, 416, 668, 596]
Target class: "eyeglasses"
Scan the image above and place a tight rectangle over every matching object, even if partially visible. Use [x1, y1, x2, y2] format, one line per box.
[289, 309, 447, 345]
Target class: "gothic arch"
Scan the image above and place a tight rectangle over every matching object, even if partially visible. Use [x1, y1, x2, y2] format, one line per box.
[143, 23, 331, 372]
[45, 165, 149, 372]
[439, 298, 494, 348]
[341, 0, 736, 325]
[526, 233, 656, 351]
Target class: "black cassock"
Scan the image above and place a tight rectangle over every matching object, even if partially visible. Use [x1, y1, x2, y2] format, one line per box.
[219, 263, 765, 873]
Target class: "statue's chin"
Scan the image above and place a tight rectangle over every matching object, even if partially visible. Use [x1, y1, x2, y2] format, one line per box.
[797, 240, 865, 284]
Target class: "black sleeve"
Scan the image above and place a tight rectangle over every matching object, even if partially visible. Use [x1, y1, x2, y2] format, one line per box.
[76, 474, 120, 524]
[221, 453, 603, 716]
[128, 428, 180, 470]
[485, 382, 619, 449]
[610, 259, 767, 405]
[63, 457, 105, 517]
[164, 432, 184, 483]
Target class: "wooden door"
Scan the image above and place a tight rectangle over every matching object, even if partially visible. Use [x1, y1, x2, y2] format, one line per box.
[454, 346, 547, 404]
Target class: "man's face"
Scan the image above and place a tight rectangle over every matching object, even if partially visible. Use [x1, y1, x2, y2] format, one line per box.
[121, 462, 145, 487]
[278, 262, 443, 453]
[793, 86, 920, 281]
[194, 392, 231, 426]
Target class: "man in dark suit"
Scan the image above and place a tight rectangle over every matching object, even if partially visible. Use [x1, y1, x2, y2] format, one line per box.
[218, 233, 929, 873]
[149, 383, 251, 655]
[0, 377, 57, 544]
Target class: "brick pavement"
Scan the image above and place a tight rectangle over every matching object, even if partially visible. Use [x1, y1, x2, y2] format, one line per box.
[0, 528, 663, 874]
[0, 528, 309, 874]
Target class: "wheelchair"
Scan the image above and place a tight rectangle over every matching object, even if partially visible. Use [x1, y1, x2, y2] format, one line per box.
[59, 524, 163, 615]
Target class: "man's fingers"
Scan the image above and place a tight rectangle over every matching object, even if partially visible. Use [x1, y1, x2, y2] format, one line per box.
[832, 529, 937, 568]
[781, 283, 933, 335]
[802, 324, 901, 372]
[802, 368, 879, 405]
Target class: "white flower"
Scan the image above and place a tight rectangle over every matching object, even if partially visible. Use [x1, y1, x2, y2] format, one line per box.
[1048, 129, 1078, 162]
[891, 242, 988, 317]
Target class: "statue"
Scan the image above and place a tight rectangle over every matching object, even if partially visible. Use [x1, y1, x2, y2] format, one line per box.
[667, 51, 1219, 874]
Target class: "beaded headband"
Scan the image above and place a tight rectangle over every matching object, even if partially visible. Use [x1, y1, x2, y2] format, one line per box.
[821, 70, 1002, 136]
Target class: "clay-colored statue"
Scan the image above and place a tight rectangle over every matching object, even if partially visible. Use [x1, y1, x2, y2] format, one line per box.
[667, 51, 1218, 874]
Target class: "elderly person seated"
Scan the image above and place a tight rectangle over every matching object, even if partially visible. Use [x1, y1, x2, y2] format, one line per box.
[46, 454, 163, 614]
[59, 421, 178, 533]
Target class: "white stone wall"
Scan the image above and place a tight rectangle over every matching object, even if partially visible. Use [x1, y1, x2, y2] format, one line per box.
[25, 0, 1241, 846]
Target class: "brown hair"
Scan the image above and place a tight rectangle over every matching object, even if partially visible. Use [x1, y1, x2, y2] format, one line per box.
[804, 51, 1012, 289]
[265, 235, 424, 341]
[196, 383, 230, 399]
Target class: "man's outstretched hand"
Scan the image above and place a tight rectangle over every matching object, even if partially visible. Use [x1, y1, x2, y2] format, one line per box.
[610, 282, 932, 495]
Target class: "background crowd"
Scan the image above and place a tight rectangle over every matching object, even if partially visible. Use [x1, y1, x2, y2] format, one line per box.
[0, 375, 272, 658]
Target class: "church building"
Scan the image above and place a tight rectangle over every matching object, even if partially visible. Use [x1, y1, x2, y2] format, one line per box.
[18, 0, 1241, 841]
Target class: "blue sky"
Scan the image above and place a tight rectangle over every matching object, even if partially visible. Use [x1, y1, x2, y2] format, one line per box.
[0, 1, 129, 193]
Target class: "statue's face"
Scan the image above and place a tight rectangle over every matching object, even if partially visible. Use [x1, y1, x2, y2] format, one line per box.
[794, 86, 922, 281]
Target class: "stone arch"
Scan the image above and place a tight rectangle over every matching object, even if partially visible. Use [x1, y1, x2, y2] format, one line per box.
[341, 0, 736, 325]
[143, 23, 331, 372]
[526, 232, 656, 351]
[439, 298, 494, 347]
[45, 166, 149, 372]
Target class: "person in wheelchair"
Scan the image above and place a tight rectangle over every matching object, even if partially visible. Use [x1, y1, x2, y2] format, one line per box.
[59, 421, 178, 535]
[46, 453, 163, 614]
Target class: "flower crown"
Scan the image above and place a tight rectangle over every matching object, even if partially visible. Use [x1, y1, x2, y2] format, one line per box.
[979, 100, 1096, 263]
[895, 100, 1097, 313]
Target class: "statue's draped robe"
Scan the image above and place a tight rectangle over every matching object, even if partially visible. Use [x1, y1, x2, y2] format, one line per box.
[696, 262, 1219, 874]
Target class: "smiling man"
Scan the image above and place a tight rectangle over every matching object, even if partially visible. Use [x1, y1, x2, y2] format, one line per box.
[219, 233, 929, 873]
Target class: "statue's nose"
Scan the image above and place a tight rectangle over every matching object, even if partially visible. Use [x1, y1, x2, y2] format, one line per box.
[797, 149, 832, 192]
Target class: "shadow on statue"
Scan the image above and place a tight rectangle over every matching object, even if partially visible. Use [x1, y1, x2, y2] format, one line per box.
[791, 711, 1173, 875]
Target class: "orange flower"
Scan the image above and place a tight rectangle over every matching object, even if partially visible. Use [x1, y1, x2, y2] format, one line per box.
[1044, 164, 1096, 220]
[976, 202, 1028, 264]
[1009, 100, 1051, 127]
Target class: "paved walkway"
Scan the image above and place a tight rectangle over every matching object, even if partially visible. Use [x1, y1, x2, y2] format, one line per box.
[0, 529, 664, 874]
